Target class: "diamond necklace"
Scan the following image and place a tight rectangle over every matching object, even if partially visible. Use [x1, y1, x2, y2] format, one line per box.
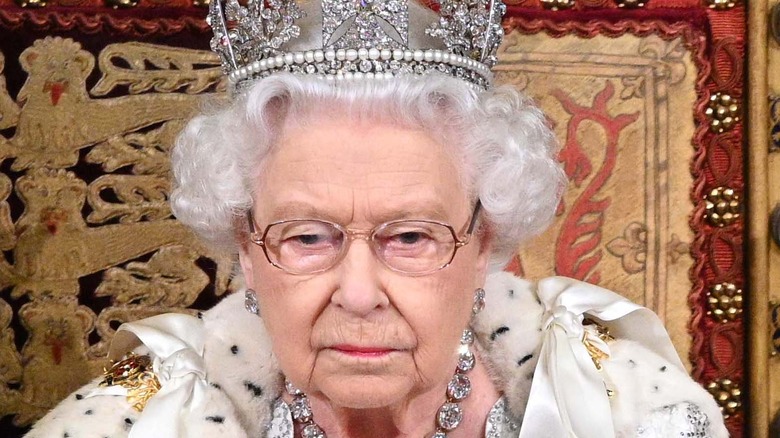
[285, 329, 478, 438]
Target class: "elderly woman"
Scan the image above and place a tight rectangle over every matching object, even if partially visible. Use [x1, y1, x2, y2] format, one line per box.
[25, 1, 727, 437]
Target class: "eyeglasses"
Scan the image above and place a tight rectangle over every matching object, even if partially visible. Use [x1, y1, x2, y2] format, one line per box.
[247, 200, 482, 276]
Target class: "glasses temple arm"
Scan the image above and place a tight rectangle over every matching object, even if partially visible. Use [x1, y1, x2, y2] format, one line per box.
[246, 211, 257, 234]
[466, 199, 482, 235]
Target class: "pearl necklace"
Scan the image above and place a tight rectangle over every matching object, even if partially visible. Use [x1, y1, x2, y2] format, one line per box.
[285, 329, 478, 438]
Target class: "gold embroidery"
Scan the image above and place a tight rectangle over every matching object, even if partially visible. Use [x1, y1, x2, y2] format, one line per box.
[101, 353, 161, 412]
[0, 37, 234, 425]
[582, 319, 614, 370]
[93, 42, 224, 96]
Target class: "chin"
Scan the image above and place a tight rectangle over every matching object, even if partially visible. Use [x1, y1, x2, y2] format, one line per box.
[316, 375, 414, 409]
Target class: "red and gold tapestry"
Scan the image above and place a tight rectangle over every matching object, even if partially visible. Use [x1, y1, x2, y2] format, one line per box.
[0, 1, 746, 437]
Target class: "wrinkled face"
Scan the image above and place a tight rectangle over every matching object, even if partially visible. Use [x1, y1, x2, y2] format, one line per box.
[239, 115, 490, 409]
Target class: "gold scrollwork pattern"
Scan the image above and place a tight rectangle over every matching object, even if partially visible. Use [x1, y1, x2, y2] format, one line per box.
[0, 37, 233, 426]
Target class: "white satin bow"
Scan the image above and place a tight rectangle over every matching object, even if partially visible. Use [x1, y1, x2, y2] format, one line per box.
[87, 313, 210, 438]
[518, 277, 683, 438]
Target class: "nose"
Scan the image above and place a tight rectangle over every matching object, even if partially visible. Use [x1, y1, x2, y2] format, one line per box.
[330, 238, 389, 316]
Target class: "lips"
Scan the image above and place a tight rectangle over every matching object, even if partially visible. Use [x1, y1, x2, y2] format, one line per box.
[330, 345, 397, 357]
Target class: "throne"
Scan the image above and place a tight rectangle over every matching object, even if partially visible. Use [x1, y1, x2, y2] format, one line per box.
[0, 1, 752, 436]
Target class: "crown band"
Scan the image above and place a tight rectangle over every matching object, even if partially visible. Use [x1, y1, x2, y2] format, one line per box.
[229, 48, 492, 89]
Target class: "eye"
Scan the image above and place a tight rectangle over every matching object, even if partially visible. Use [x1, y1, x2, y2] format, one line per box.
[378, 225, 444, 253]
[383, 229, 435, 248]
[271, 221, 343, 251]
[292, 233, 328, 246]
[395, 231, 425, 245]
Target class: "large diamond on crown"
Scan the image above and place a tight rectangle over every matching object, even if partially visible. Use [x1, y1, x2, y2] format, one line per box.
[322, 0, 409, 49]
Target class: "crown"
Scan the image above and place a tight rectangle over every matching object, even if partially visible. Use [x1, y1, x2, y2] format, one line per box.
[207, 0, 506, 90]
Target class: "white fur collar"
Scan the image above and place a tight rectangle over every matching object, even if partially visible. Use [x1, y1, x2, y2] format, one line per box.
[194, 272, 725, 437]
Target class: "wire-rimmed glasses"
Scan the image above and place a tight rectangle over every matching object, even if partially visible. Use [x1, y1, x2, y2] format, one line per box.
[247, 200, 482, 276]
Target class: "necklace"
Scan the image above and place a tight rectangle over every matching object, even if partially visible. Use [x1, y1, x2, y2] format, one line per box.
[285, 329, 478, 438]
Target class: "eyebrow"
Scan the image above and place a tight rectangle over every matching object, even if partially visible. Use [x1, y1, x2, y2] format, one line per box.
[265, 201, 335, 222]
[371, 202, 451, 223]
[256, 199, 453, 225]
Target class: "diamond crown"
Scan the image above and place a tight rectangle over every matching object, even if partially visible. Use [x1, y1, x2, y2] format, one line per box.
[207, 0, 506, 90]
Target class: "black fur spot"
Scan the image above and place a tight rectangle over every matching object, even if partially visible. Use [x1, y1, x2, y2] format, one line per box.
[508, 289, 514, 297]
[75, 394, 84, 400]
[660, 365, 667, 372]
[197, 312, 204, 319]
[63, 434, 70, 438]
[490, 326, 510, 341]
[244, 381, 263, 398]
[230, 345, 239, 355]
[206, 416, 225, 424]
[652, 385, 659, 392]
[84, 409, 93, 415]
[210, 382, 222, 390]
[628, 359, 636, 368]
[125, 418, 134, 425]
[517, 354, 534, 367]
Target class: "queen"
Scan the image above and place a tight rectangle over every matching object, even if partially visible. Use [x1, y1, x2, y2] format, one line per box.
[25, 1, 728, 437]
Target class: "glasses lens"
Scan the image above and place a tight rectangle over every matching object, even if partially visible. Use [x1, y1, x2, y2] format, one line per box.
[373, 221, 456, 274]
[264, 220, 345, 274]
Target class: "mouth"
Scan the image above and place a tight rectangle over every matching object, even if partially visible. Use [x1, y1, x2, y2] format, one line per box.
[329, 345, 399, 358]
[43, 80, 68, 106]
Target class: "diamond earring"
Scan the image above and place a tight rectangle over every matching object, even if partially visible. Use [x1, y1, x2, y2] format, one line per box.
[244, 289, 259, 315]
[472, 287, 485, 316]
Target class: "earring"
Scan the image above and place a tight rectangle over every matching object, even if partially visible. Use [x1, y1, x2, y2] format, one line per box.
[472, 287, 485, 316]
[244, 289, 259, 315]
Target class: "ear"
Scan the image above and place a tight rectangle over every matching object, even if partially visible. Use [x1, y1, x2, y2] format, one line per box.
[474, 224, 494, 287]
[74, 307, 95, 333]
[73, 50, 95, 77]
[19, 49, 39, 72]
[238, 243, 256, 290]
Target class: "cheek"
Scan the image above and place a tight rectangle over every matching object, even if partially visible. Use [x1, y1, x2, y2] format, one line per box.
[402, 277, 471, 323]
[251, 258, 330, 378]
[430, 248, 483, 318]
[392, 271, 475, 368]
[395, 243, 483, 337]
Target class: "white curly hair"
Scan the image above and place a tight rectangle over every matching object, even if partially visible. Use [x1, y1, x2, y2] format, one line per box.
[171, 73, 566, 270]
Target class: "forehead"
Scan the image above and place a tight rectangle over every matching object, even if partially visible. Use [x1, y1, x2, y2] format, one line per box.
[254, 118, 469, 223]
